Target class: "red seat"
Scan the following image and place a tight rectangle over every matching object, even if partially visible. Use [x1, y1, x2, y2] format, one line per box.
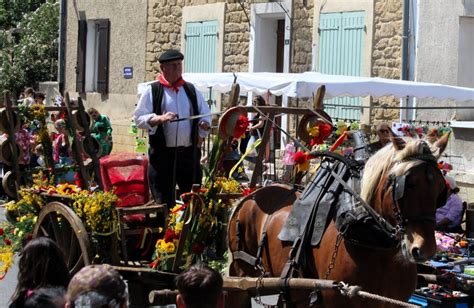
[100, 153, 149, 222]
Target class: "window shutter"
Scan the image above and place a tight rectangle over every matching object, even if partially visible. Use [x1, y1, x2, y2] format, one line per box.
[97, 19, 110, 95]
[76, 20, 87, 93]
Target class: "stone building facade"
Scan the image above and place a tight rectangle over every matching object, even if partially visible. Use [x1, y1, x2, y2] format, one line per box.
[65, 0, 408, 153]
[371, 0, 403, 123]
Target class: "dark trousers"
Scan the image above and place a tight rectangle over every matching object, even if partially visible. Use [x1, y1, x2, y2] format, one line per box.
[148, 145, 202, 208]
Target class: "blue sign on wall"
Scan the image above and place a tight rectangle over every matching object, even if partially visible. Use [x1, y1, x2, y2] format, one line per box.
[123, 67, 133, 79]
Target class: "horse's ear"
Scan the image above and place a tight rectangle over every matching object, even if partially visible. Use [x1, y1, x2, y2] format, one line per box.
[425, 130, 438, 144]
[434, 132, 450, 156]
[391, 135, 406, 151]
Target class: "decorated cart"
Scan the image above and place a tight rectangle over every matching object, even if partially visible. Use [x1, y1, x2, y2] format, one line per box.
[0, 71, 473, 307]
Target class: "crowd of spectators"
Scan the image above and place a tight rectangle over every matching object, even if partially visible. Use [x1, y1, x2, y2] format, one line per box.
[8, 237, 225, 308]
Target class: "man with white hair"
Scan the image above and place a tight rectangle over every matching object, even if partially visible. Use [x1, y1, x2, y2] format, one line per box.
[436, 176, 464, 232]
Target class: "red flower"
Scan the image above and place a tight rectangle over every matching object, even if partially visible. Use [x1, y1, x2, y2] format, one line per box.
[310, 123, 332, 146]
[233, 115, 249, 138]
[0, 228, 3, 236]
[4, 238, 11, 246]
[26, 233, 33, 240]
[242, 188, 255, 196]
[164, 229, 176, 243]
[292, 151, 308, 164]
[192, 242, 205, 255]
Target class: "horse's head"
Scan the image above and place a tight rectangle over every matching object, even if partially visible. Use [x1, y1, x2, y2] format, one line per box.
[361, 133, 449, 263]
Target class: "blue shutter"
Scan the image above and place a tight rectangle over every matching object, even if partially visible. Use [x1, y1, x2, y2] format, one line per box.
[185, 21, 218, 103]
[319, 11, 365, 120]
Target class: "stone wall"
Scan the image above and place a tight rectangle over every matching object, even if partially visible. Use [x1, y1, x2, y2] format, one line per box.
[291, 1, 314, 73]
[146, 0, 184, 81]
[223, 3, 250, 73]
[371, 0, 403, 123]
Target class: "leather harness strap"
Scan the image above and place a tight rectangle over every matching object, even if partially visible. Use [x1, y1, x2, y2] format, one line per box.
[233, 212, 273, 270]
[232, 188, 297, 272]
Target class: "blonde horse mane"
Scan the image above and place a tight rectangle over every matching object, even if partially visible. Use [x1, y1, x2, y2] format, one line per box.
[360, 138, 441, 206]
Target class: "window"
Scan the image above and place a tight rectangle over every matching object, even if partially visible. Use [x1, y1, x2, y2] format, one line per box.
[184, 21, 218, 102]
[76, 19, 110, 94]
[318, 11, 365, 120]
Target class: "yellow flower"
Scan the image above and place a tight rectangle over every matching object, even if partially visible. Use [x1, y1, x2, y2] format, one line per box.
[175, 221, 184, 233]
[0, 247, 14, 277]
[307, 125, 320, 137]
[156, 239, 164, 250]
[58, 183, 79, 195]
[164, 242, 175, 253]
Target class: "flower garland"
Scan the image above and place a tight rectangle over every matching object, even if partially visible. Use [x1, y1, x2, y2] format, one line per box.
[0, 172, 119, 279]
[151, 176, 242, 272]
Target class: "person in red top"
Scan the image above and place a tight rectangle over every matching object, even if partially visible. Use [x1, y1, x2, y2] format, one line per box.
[133, 49, 211, 208]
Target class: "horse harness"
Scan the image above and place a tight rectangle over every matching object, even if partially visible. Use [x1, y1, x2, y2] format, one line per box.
[231, 142, 445, 307]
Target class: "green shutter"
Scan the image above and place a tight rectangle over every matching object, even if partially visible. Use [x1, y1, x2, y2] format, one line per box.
[319, 11, 365, 120]
[185, 21, 218, 102]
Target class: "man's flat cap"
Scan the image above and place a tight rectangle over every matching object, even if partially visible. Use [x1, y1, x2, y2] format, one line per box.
[159, 49, 184, 63]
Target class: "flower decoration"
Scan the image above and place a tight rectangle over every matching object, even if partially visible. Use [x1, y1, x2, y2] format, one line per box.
[335, 121, 348, 136]
[57, 183, 80, 195]
[307, 123, 332, 146]
[152, 176, 242, 272]
[233, 115, 249, 139]
[292, 151, 313, 172]
[282, 143, 296, 165]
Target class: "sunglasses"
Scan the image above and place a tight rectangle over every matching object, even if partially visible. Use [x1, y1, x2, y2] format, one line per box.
[378, 129, 390, 134]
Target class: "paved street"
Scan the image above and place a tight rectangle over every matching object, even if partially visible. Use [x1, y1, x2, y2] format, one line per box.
[0, 207, 18, 307]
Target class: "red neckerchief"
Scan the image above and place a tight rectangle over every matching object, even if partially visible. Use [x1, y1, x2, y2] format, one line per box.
[158, 74, 185, 92]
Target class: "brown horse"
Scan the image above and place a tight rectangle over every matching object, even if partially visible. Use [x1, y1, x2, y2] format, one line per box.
[228, 135, 449, 307]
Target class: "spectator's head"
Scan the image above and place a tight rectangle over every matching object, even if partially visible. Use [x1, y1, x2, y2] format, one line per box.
[253, 95, 266, 107]
[445, 176, 460, 194]
[87, 107, 100, 121]
[11, 237, 70, 305]
[376, 122, 392, 146]
[159, 49, 184, 84]
[66, 264, 128, 308]
[24, 87, 34, 97]
[54, 119, 67, 133]
[34, 92, 46, 104]
[24, 286, 66, 308]
[175, 264, 224, 308]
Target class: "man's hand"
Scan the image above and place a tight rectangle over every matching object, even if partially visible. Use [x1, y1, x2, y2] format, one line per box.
[198, 121, 210, 131]
[149, 112, 177, 126]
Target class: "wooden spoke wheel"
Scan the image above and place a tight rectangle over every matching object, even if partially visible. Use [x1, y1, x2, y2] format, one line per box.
[33, 201, 91, 275]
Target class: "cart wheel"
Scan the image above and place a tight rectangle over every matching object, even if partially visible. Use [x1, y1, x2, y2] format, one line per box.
[0, 108, 20, 134]
[2, 171, 17, 199]
[82, 135, 102, 158]
[71, 110, 92, 132]
[0, 139, 22, 166]
[33, 201, 92, 275]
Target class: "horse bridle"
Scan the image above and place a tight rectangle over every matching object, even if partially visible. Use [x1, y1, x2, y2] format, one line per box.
[384, 146, 446, 240]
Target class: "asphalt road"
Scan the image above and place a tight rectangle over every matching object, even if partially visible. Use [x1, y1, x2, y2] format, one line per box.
[0, 207, 18, 307]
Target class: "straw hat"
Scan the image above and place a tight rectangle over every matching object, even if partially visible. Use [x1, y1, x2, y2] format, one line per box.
[297, 110, 333, 144]
[218, 106, 248, 138]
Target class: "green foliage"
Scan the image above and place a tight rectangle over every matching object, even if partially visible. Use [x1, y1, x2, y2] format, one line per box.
[0, 0, 59, 97]
[0, 0, 46, 29]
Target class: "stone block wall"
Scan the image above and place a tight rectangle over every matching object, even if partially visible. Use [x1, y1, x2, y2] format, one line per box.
[223, 3, 250, 73]
[371, 0, 403, 123]
[291, 1, 314, 73]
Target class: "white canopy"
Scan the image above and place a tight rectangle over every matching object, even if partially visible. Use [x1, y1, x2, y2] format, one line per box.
[137, 72, 474, 102]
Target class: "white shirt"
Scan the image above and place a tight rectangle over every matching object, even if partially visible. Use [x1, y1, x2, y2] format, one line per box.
[133, 82, 211, 147]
